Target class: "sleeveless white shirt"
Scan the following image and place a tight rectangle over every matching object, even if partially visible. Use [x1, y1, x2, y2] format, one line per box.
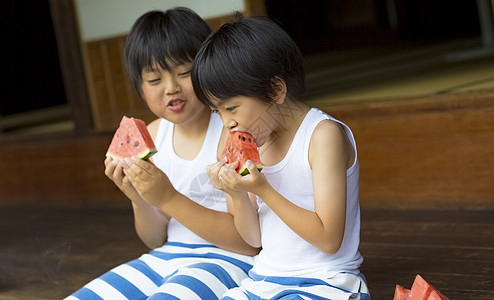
[152, 112, 226, 245]
[251, 108, 363, 278]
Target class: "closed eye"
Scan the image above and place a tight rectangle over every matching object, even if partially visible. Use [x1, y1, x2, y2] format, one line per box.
[178, 70, 191, 77]
[147, 78, 161, 84]
[226, 106, 237, 112]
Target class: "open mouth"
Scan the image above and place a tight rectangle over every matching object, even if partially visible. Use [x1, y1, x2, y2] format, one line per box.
[167, 99, 186, 112]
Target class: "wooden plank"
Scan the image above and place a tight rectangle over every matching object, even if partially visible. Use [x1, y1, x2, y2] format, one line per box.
[84, 36, 155, 131]
[359, 208, 494, 299]
[0, 204, 147, 299]
[361, 242, 494, 264]
[363, 271, 494, 300]
[362, 252, 494, 277]
[0, 133, 124, 204]
[324, 90, 494, 208]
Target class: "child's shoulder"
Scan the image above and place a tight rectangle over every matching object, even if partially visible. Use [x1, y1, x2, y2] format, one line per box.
[147, 118, 162, 141]
[311, 118, 346, 144]
[309, 118, 354, 167]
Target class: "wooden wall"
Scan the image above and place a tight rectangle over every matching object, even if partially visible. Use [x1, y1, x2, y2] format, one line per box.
[1, 90, 493, 208]
[83, 35, 155, 130]
[3, 1, 492, 208]
[0, 133, 124, 204]
[326, 89, 494, 209]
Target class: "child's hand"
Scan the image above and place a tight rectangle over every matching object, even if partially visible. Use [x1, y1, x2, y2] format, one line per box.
[122, 157, 176, 208]
[206, 157, 228, 190]
[104, 157, 144, 204]
[219, 160, 267, 196]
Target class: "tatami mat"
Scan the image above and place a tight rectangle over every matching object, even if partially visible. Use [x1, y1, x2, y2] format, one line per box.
[306, 56, 494, 107]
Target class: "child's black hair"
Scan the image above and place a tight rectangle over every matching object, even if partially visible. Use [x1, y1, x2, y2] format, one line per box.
[192, 13, 306, 107]
[124, 7, 212, 97]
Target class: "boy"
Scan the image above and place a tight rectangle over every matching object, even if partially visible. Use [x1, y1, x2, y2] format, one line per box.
[66, 8, 257, 300]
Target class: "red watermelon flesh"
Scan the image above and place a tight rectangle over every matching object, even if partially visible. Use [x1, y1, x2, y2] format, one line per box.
[410, 275, 449, 300]
[106, 116, 157, 160]
[393, 285, 411, 300]
[393, 275, 449, 300]
[222, 131, 263, 176]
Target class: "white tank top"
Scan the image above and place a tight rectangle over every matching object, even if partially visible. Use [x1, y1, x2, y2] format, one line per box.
[153, 112, 226, 245]
[251, 108, 363, 278]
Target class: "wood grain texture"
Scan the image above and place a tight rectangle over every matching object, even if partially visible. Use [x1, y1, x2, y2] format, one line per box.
[0, 133, 122, 204]
[359, 208, 494, 299]
[1, 90, 493, 207]
[325, 89, 494, 208]
[84, 36, 154, 131]
[0, 205, 492, 299]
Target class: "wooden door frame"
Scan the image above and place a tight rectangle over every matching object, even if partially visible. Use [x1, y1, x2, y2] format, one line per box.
[49, 0, 93, 136]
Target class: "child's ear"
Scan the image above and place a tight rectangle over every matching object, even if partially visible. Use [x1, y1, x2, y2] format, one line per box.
[271, 77, 287, 104]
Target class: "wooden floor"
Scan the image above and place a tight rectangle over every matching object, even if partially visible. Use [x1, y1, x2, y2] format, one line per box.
[0, 204, 492, 299]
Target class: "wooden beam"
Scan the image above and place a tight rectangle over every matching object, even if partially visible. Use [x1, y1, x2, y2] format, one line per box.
[324, 90, 494, 208]
[49, 0, 93, 136]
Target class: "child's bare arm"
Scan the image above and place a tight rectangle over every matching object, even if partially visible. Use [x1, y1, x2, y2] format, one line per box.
[208, 159, 262, 248]
[131, 199, 171, 249]
[207, 160, 262, 248]
[123, 158, 260, 255]
[226, 185, 261, 248]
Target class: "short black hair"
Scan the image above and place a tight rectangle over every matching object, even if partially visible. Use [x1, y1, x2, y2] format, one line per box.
[124, 7, 211, 97]
[192, 13, 305, 108]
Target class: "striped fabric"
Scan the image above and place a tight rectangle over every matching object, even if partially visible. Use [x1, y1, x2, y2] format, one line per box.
[221, 272, 370, 300]
[65, 242, 255, 300]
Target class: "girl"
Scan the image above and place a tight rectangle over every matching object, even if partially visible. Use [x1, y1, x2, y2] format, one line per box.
[66, 8, 257, 300]
[191, 14, 371, 299]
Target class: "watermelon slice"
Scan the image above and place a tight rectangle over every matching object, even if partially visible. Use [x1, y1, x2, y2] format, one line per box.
[394, 284, 411, 300]
[410, 275, 449, 300]
[393, 275, 449, 300]
[222, 131, 263, 176]
[106, 116, 157, 160]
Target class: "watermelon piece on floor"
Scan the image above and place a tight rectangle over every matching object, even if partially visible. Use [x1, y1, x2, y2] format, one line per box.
[393, 275, 449, 300]
[393, 284, 411, 300]
[410, 275, 449, 300]
[106, 116, 157, 160]
[223, 131, 263, 176]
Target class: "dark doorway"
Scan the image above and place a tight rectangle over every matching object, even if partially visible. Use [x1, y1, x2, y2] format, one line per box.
[1, 1, 67, 117]
[264, 0, 481, 55]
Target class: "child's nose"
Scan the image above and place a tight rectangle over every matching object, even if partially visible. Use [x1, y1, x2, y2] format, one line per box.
[164, 78, 180, 95]
[225, 117, 238, 130]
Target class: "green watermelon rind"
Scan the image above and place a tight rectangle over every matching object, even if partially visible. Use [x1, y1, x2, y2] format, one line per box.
[239, 165, 263, 176]
[105, 148, 157, 161]
[139, 149, 157, 160]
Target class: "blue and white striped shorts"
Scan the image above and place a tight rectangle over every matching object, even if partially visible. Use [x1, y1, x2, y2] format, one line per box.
[221, 272, 370, 300]
[65, 242, 256, 300]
